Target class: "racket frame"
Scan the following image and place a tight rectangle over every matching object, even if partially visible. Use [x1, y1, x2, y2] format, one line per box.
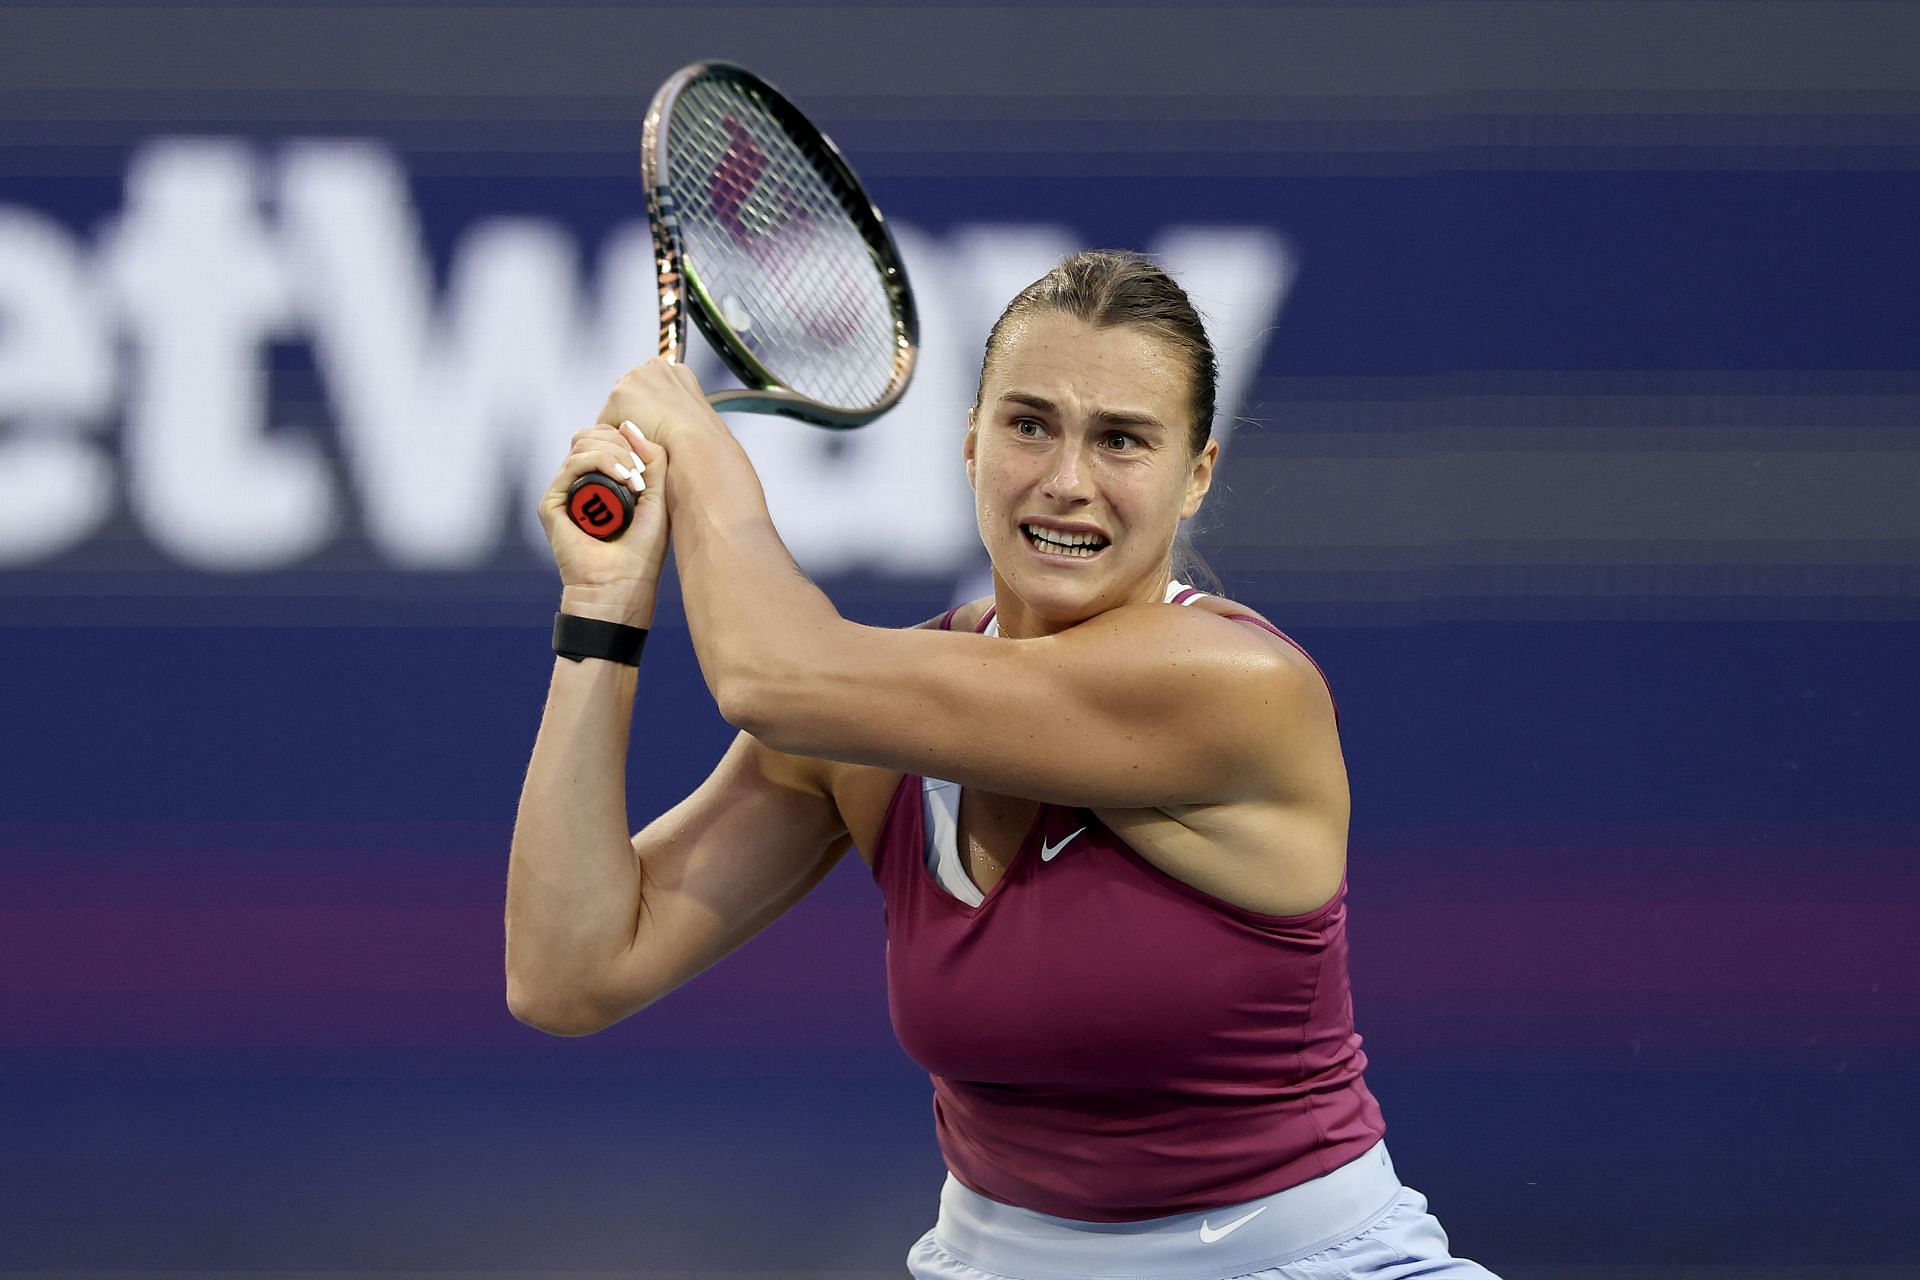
[641, 61, 918, 429]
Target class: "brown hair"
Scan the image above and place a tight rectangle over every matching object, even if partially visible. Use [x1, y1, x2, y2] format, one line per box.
[975, 250, 1223, 590]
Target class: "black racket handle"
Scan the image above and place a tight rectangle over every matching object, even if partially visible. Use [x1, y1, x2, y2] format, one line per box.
[566, 472, 635, 541]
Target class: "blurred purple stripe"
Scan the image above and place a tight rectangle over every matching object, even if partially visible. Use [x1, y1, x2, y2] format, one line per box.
[1365, 1002, 1920, 1053]
[0, 901, 883, 992]
[0, 902, 502, 991]
[2, 871, 503, 907]
[3, 897, 1905, 996]
[1354, 900, 1919, 995]
[2, 820, 1913, 1062]
[1350, 822, 1920, 881]
[0, 984, 893, 1050]
[0, 818, 512, 857]
[0, 820, 885, 905]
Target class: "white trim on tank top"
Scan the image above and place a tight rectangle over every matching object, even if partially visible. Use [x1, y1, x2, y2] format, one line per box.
[924, 581, 1206, 905]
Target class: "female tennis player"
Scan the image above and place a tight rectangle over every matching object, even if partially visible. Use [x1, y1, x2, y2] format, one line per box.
[507, 252, 1499, 1279]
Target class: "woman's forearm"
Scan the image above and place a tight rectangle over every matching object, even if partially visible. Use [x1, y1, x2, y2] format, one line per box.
[504, 583, 654, 1033]
[665, 427, 846, 726]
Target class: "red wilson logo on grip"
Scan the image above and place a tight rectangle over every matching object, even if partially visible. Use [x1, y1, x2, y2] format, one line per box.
[567, 479, 629, 539]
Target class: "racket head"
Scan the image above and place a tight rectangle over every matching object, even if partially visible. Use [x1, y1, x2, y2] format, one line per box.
[642, 62, 917, 429]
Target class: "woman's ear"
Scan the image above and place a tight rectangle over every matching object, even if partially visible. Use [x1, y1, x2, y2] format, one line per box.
[963, 419, 978, 490]
[1181, 438, 1219, 520]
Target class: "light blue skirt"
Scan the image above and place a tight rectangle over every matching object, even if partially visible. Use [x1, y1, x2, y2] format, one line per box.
[907, 1142, 1500, 1280]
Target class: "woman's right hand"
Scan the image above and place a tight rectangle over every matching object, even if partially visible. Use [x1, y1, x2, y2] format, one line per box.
[538, 420, 670, 619]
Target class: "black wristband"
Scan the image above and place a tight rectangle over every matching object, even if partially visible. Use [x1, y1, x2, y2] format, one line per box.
[552, 612, 648, 666]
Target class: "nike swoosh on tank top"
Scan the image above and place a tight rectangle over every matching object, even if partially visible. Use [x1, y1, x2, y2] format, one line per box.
[872, 583, 1383, 1222]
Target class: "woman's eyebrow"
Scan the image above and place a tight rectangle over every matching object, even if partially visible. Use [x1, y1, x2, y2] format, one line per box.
[998, 392, 1167, 433]
[999, 392, 1057, 416]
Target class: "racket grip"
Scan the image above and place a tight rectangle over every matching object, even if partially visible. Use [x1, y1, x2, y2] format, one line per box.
[566, 472, 635, 540]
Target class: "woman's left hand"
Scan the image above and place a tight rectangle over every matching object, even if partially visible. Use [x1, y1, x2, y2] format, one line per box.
[595, 359, 732, 458]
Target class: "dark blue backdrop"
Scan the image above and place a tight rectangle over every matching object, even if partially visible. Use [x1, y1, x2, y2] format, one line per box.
[3, 3, 1917, 1276]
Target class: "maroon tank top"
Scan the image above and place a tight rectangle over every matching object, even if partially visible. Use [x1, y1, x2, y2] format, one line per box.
[870, 600, 1384, 1221]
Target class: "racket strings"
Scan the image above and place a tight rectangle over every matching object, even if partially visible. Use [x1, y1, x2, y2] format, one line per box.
[678, 90, 897, 399]
[667, 76, 903, 410]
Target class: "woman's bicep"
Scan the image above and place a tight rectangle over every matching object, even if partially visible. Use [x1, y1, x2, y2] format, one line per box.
[587, 731, 850, 1026]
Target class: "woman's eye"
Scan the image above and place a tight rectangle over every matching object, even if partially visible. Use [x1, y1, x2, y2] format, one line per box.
[1014, 418, 1045, 437]
[1105, 432, 1140, 451]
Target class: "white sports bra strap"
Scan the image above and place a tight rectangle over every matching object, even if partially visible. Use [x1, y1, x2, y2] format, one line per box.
[983, 580, 1202, 637]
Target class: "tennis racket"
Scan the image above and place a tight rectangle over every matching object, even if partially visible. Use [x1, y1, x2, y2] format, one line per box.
[567, 61, 919, 540]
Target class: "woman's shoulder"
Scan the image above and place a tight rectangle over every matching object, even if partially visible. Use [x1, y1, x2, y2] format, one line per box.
[1182, 593, 1337, 715]
[1186, 591, 1305, 647]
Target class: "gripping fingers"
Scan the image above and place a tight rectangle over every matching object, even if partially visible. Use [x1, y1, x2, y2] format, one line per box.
[553, 425, 657, 501]
[548, 423, 651, 541]
[568, 425, 647, 494]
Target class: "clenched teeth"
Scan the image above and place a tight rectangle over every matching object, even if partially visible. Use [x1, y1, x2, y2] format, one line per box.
[1023, 524, 1109, 557]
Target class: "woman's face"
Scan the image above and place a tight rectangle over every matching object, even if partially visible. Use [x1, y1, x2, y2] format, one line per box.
[965, 311, 1217, 635]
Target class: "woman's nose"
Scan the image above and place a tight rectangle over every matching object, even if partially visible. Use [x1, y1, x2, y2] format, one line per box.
[1041, 444, 1092, 501]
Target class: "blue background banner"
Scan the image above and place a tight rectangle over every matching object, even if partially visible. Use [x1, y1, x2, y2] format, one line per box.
[2, 3, 1916, 1276]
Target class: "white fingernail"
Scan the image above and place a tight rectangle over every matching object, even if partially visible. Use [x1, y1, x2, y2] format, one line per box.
[630, 450, 644, 474]
[621, 419, 647, 442]
[631, 473, 646, 493]
[611, 462, 632, 481]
